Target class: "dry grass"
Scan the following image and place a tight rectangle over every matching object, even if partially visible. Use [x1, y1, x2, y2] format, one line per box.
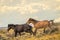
[0, 24, 60, 40]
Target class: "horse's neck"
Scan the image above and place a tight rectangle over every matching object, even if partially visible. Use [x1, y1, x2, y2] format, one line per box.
[32, 21, 38, 25]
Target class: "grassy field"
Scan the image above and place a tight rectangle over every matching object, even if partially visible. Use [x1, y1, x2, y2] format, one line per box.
[0, 23, 60, 40]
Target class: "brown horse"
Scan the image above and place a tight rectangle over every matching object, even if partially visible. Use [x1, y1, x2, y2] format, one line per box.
[26, 18, 51, 35]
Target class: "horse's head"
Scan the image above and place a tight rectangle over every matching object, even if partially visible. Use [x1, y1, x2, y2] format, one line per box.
[7, 24, 15, 32]
[26, 18, 38, 25]
[50, 20, 54, 25]
[26, 18, 32, 24]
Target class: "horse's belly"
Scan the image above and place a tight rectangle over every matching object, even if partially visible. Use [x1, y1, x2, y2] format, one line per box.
[35, 24, 42, 28]
[35, 23, 47, 28]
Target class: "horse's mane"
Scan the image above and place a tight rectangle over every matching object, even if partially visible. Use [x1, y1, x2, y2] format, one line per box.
[29, 18, 38, 22]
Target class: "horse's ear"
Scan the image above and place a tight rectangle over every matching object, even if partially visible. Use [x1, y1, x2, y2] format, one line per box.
[14, 25, 16, 27]
[28, 18, 32, 21]
[50, 20, 54, 22]
[29, 18, 32, 20]
[29, 18, 34, 20]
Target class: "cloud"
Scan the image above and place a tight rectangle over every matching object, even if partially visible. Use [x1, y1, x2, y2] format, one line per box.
[55, 0, 60, 2]
[16, 2, 50, 14]
[0, 4, 50, 14]
[0, 6, 17, 13]
[19, 4, 38, 14]
[0, 0, 51, 14]
[0, 0, 60, 27]
[55, 6, 60, 10]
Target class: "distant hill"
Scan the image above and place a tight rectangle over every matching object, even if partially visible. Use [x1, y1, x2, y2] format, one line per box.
[0, 27, 7, 30]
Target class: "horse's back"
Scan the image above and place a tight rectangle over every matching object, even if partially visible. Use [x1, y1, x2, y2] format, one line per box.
[14, 24, 32, 32]
[14, 25, 24, 32]
[35, 21, 49, 28]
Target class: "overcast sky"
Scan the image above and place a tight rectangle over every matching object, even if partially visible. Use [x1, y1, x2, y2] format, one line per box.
[0, 0, 60, 27]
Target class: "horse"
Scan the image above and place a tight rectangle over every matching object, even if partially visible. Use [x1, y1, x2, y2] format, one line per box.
[7, 24, 34, 37]
[26, 18, 51, 35]
[49, 20, 54, 26]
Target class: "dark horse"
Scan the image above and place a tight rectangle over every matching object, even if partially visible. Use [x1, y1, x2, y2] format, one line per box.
[26, 18, 52, 35]
[7, 24, 33, 37]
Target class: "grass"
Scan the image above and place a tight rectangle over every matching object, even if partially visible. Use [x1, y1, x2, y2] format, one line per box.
[0, 24, 60, 40]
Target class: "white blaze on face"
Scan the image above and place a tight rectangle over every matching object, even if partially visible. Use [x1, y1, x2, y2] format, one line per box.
[29, 23, 34, 27]
[50, 21, 52, 24]
[29, 23, 35, 32]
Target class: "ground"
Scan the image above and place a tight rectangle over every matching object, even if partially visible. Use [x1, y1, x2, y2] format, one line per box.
[0, 23, 60, 40]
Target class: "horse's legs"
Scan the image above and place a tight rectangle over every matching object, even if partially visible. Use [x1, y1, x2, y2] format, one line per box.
[34, 28, 37, 36]
[30, 30, 33, 35]
[47, 24, 53, 34]
[19, 32, 21, 36]
[15, 31, 18, 37]
[43, 28, 46, 33]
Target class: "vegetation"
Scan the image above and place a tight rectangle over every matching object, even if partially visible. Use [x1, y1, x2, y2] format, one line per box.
[0, 23, 60, 40]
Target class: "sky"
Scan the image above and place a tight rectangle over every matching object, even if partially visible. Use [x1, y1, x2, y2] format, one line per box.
[0, 0, 60, 27]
